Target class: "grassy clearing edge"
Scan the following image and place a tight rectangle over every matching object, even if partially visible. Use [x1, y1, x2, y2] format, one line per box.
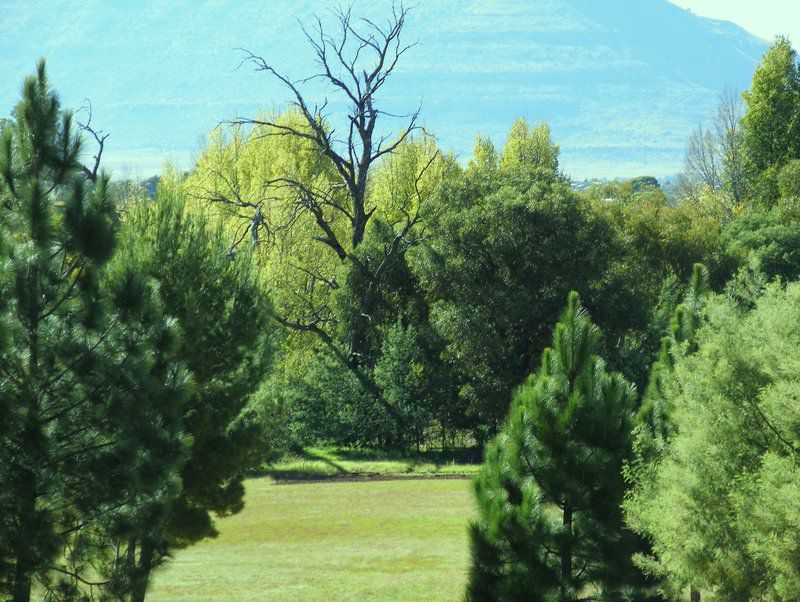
[257, 446, 482, 482]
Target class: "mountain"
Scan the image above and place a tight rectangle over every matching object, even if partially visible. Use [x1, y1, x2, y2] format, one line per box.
[0, 0, 768, 178]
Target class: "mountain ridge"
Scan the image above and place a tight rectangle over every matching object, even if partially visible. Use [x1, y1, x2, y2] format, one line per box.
[0, 0, 769, 178]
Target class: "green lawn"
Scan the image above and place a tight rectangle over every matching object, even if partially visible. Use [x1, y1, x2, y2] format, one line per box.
[148, 477, 475, 601]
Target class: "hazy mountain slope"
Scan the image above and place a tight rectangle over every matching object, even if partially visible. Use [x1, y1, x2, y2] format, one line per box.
[0, 0, 767, 178]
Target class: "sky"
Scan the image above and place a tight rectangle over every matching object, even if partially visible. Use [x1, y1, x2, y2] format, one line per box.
[671, 0, 800, 45]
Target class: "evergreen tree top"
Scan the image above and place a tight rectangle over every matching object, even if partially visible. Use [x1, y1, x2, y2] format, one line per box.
[467, 292, 644, 600]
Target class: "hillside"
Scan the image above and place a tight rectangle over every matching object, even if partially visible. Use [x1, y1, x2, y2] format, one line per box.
[0, 0, 767, 178]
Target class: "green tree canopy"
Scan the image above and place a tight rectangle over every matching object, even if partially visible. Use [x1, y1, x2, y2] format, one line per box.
[414, 123, 650, 439]
[742, 36, 800, 201]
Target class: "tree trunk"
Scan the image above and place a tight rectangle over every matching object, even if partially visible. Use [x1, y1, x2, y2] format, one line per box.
[13, 266, 40, 602]
[348, 269, 374, 367]
[351, 184, 368, 249]
[11, 481, 35, 602]
[561, 499, 573, 596]
[130, 538, 154, 602]
[126, 537, 137, 585]
[12, 403, 38, 602]
[11, 564, 32, 602]
[690, 587, 701, 602]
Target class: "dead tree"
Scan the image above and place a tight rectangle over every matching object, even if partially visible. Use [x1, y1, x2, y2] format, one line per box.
[682, 88, 746, 212]
[77, 99, 108, 184]
[232, 3, 420, 246]
[208, 3, 442, 426]
[713, 87, 747, 206]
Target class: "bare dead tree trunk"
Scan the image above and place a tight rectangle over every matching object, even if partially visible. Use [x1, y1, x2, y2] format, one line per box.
[209, 3, 442, 427]
[77, 99, 108, 184]
[230, 3, 421, 264]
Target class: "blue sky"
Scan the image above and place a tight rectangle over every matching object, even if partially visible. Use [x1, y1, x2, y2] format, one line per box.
[672, 0, 800, 44]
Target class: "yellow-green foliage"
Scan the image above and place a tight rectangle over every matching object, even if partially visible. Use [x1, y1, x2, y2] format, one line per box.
[368, 134, 452, 230]
[184, 111, 343, 322]
[499, 118, 559, 173]
[182, 111, 449, 391]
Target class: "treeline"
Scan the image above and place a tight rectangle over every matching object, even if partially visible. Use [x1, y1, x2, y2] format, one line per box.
[185, 104, 729, 454]
[2, 3, 800, 599]
[177, 39, 800, 459]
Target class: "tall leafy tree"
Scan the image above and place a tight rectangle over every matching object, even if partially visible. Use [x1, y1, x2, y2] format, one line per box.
[467, 292, 647, 600]
[414, 122, 645, 442]
[741, 36, 800, 201]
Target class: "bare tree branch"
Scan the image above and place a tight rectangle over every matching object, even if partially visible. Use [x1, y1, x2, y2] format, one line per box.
[77, 100, 108, 183]
[231, 2, 421, 250]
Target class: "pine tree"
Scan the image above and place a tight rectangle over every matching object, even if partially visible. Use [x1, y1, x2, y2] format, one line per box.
[635, 263, 710, 439]
[113, 185, 274, 600]
[46, 265, 192, 601]
[467, 292, 645, 601]
[0, 60, 190, 602]
[627, 264, 710, 601]
[0, 58, 118, 601]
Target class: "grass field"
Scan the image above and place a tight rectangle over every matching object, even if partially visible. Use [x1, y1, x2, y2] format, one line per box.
[148, 456, 476, 601]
